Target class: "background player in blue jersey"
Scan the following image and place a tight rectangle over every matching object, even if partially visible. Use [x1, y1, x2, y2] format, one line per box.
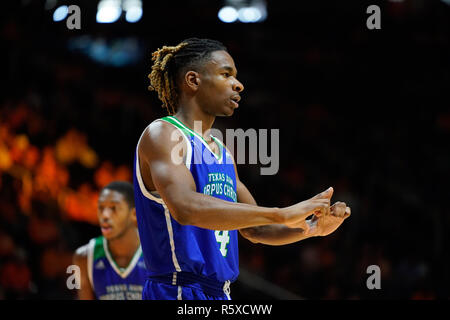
[135, 38, 350, 300]
[73, 181, 147, 300]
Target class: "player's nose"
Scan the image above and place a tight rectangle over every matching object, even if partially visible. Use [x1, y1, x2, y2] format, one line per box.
[233, 78, 244, 93]
[100, 208, 112, 219]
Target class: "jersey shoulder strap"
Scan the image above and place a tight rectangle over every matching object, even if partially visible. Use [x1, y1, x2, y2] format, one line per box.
[159, 116, 224, 163]
[86, 237, 104, 290]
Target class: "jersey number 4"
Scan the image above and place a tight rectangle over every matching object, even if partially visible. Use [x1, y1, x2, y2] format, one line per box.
[215, 230, 230, 257]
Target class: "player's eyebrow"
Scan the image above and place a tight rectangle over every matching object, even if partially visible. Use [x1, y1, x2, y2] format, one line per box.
[98, 200, 122, 204]
[219, 65, 237, 76]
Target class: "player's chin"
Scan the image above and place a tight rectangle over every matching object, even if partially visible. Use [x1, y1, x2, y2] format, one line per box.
[219, 105, 235, 117]
[101, 228, 115, 239]
[225, 108, 235, 116]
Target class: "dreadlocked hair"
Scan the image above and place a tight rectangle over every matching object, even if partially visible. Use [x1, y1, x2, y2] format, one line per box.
[148, 38, 227, 115]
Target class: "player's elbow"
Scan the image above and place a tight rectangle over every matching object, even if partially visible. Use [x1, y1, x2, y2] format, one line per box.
[170, 210, 191, 226]
[165, 191, 225, 228]
[166, 199, 197, 226]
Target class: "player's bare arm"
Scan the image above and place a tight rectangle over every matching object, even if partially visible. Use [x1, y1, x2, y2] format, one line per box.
[309, 201, 351, 237]
[223, 145, 318, 244]
[72, 244, 95, 300]
[220, 141, 350, 245]
[138, 120, 329, 231]
[237, 177, 314, 245]
[233, 158, 349, 245]
[238, 182, 351, 244]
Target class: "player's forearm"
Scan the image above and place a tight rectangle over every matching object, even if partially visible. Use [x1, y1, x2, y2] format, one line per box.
[240, 224, 319, 246]
[166, 190, 283, 230]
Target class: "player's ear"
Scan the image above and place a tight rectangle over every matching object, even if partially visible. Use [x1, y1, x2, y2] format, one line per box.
[184, 71, 201, 92]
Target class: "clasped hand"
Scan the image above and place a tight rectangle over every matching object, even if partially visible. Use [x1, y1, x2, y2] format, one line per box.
[284, 187, 351, 237]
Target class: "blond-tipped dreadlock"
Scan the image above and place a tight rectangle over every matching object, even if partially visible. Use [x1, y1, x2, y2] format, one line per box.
[148, 43, 187, 115]
[147, 38, 227, 115]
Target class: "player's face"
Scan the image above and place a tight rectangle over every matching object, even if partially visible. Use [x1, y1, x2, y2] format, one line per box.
[97, 189, 134, 240]
[196, 50, 244, 116]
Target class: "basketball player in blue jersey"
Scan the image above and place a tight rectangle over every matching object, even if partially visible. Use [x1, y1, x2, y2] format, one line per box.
[134, 38, 350, 300]
[73, 181, 147, 300]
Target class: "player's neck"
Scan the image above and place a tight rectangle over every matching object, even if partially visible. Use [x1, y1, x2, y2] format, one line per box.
[107, 228, 140, 260]
[174, 104, 215, 141]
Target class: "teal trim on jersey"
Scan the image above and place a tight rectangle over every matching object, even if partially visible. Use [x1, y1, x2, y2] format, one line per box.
[93, 236, 106, 261]
[160, 116, 194, 139]
[162, 116, 223, 162]
[102, 237, 144, 278]
[211, 136, 225, 152]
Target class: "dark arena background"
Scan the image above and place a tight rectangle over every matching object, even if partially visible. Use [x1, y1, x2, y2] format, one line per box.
[1, 0, 449, 301]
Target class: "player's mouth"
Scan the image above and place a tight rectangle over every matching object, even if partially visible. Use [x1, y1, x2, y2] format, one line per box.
[101, 224, 113, 235]
[230, 94, 241, 108]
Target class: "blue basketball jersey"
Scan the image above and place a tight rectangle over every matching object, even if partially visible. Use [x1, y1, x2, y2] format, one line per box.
[133, 116, 239, 292]
[87, 236, 147, 300]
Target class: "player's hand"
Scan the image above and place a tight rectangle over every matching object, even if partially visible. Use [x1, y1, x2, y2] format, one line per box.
[308, 186, 334, 217]
[308, 201, 351, 236]
[282, 187, 333, 228]
[330, 201, 348, 218]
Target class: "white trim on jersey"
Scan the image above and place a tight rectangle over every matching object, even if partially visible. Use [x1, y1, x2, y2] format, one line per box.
[163, 203, 182, 272]
[102, 237, 143, 279]
[135, 121, 189, 273]
[135, 121, 193, 205]
[212, 135, 233, 166]
[135, 150, 165, 205]
[135, 124, 164, 204]
[87, 238, 96, 291]
[158, 118, 193, 170]
[177, 286, 183, 300]
[172, 272, 177, 285]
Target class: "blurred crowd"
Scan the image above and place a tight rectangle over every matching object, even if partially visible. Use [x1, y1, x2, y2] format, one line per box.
[0, 104, 135, 298]
[1, 0, 449, 299]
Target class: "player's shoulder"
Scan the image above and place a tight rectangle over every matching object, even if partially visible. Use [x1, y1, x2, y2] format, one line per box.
[141, 118, 177, 142]
[149, 117, 178, 136]
[73, 237, 96, 260]
[73, 243, 89, 263]
[138, 118, 184, 156]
